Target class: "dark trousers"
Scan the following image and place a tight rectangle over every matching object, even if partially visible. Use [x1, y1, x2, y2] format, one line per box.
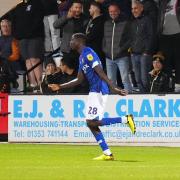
[159, 33, 180, 83]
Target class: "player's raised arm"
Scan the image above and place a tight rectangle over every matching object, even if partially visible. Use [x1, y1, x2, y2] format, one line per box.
[48, 70, 85, 91]
[94, 65, 127, 96]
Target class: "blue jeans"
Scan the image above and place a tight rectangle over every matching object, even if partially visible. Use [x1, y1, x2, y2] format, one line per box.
[106, 57, 132, 92]
[131, 54, 152, 92]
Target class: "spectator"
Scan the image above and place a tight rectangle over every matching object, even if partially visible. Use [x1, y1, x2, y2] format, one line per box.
[157, 0, 180, 92]
[140, 0, 158, 33]
[103, 3, 132, 92]
[86, 1, 105, 69]
[140, 0, 158, 51]
[59, 54, 89, 93]
[130, 0, 154, 92]
[54, 0, 88, 54]
[42, 53, 89, 94]
[95, 0, 109, 16]
[41, 58, 62, 94]
[58, 0, 72, 17]
[57, 0, 72, 46]
[149, 52, 175, 93]
[0, 19, 22, 72]
[95, 0, 131, 18]
[41, 0, 60, 53]
[0, 20, 19, 92]
[8, 0, 44, 91]
[81, 0, 93, 17]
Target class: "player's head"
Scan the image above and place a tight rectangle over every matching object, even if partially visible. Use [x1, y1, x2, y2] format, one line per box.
[70, 33, 87, 51]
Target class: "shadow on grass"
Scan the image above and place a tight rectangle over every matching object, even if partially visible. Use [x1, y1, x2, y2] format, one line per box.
[117, 160, 143, 163]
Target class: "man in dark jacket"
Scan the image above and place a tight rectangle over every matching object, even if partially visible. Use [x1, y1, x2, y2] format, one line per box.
[86, 1, 105, 69]
[53, 0, 88, 54]
[41, 0, 60, 53]
[41, 58, 62, 94]
[140, 0, 158, 33]
[103, 3, 132, 92]
[130, 0, 154, 92]
[157, 0, 180, 92]
[140, 0, 158, 51]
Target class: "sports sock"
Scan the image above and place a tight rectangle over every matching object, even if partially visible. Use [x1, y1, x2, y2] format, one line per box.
[94, 132, 112, 156]
[101, 116, 128, 125]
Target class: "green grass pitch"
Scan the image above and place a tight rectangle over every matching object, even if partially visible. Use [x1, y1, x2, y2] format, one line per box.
[0, 144, 180, 180]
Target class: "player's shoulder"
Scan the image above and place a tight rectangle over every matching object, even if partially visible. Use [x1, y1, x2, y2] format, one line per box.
[83, 47, 98, 62]
[83, 47, 96, 56]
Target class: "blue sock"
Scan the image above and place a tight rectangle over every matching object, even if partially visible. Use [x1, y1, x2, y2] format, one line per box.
[94, 132, 109, 152]
[101, 117, 122, 126]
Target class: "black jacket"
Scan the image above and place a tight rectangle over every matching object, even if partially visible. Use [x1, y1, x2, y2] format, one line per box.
[141, 0, 158, 33]
[9, 0, 44, 39]
[41, 71, 63, 94]
[130, 15, 154, 54]
[41, 0, 59, 16]
[41, 71, 89, 94]
[103, 16, 131, 60]
[157, 0, 180, 35]
[149, 70, 172, 93]
[86, 15, 105, 60]
[59, 72, 89, 94]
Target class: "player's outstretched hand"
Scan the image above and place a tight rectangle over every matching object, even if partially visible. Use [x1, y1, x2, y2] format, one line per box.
[48, 84, 60, 91]
[113, 87, 128, 96]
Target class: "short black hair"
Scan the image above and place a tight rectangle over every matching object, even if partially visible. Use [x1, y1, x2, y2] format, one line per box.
[90, 1, 103, 13]
[61, 54, 77, 69]
[72, 0, 83, 4]
[72, 33, 87, 44]
[44, 58, 56, 68]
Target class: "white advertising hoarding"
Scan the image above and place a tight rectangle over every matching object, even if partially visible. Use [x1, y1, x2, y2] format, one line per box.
[8, 95, 180, 145]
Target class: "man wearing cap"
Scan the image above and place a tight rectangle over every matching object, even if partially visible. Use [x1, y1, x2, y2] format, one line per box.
[149, 52, 174, 93]
[41, 58, 62, 94]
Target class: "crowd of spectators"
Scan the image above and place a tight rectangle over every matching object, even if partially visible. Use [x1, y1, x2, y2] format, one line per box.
[0, 0, 179, 94]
